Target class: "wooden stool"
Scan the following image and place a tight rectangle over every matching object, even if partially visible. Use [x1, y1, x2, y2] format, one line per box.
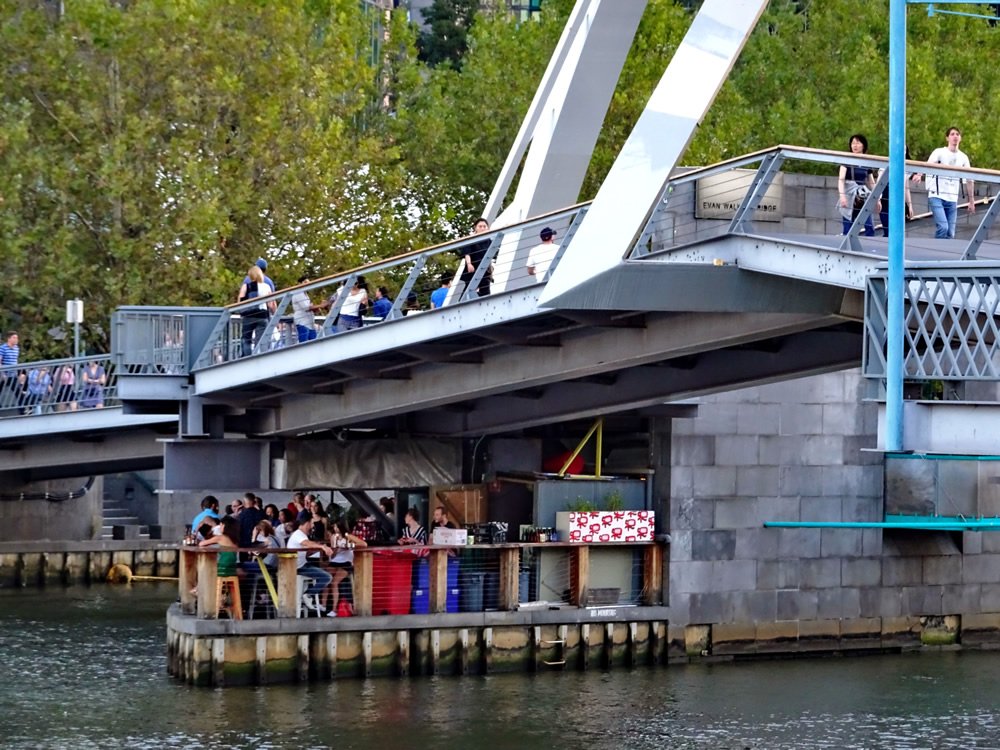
[216, 576, 243, 620]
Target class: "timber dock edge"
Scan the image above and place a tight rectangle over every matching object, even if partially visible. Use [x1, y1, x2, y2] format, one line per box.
[166, 604, 671, 686]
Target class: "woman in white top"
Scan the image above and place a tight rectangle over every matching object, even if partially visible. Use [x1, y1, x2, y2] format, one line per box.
[291, 274, 317, 343]
[334, 276, 368, 332]
[325, 519, 368, 617]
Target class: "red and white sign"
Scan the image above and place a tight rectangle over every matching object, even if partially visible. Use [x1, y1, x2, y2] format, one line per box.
[562, 511, 654, 544]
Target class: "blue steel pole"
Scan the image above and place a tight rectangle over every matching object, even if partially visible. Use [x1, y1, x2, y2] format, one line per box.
[886, 0, 905, 452]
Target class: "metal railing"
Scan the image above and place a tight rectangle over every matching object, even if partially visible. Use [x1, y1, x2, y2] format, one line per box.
[113, 306, 223, 376]
[0, 355, 117, 419]
[36, 144, 1000, 396]
[166, 205, 586, 374]
[628, 144, 1000, 260]
[864, 265, 1000, 381]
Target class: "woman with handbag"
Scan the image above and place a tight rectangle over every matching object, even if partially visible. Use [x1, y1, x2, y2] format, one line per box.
[837, 133, 881, 237]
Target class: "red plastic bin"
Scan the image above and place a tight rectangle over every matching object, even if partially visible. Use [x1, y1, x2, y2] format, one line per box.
[371, 549, 415, 616]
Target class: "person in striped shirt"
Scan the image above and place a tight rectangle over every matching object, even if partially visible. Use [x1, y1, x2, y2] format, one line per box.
[0, 331, 19, 410]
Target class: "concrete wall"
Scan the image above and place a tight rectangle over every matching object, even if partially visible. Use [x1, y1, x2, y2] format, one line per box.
[669, 369, 884, 627]
[104, 471, 161, 526]
[668, 368, 1000, 653]
[0, 476, 103, 542]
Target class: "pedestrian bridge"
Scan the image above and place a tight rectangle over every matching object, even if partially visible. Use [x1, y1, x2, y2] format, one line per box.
[6, 146, 1000, 483]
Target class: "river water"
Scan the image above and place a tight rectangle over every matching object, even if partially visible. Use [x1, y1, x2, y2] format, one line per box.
[2, 584, 1000, 749]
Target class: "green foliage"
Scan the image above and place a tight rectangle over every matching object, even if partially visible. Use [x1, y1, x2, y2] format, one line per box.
[565, 497, 597, 512]
[604, 490, 625, 511]
[416, 0, 478, 69]
[0, 0, 396, 356]
[6, 0, 1000, 357]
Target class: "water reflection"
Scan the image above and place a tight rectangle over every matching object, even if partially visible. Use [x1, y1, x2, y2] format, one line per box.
[2, 585, 1000, 749]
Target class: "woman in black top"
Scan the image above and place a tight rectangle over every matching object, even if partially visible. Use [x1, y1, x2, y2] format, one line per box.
[459, 218, 493, 298]
[837, 133, 880, 237]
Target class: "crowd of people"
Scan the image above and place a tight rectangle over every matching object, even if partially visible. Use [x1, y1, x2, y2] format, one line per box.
[0, 331, 107, 415]
[189, 491, 457, 619]
[233, 218, 561, 356]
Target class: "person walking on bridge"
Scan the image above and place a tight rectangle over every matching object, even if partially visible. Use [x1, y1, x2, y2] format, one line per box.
[0, 331, 18, 411]
[912, 126, 975, 240]
[837, 134, 880, 237]
[459, 218, 494, 299]
[237, 264, 276, 356]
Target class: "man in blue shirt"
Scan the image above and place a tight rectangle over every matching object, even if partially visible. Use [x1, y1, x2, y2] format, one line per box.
[371, 286, 393, 319]
[191, 495, 220, 539]
[0, 331, 19, 410]
[430, 274, 451, 309]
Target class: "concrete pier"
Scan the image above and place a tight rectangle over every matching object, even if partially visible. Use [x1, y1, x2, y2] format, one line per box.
[166, 605, 670, 687]
[0, 541, 178, 587]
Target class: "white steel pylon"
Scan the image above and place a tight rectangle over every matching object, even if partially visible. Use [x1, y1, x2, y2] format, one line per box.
[516, 0, 768, 308]
[486, 0, 648, 228]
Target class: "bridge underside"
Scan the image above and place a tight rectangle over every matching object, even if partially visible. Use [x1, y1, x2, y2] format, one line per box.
[186, 265, 864, 440]
[0, 421, 173, 482]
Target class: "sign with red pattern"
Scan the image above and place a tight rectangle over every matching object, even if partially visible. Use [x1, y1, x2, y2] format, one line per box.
[562, 511, 654, 543]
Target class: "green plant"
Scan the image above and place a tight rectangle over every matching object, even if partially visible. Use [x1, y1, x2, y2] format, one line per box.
[604, 490, 625, 511]
[565, 497, 597, 512]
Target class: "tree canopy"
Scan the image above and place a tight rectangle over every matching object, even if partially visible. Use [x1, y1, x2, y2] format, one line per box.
[3, 0, 1000, 356]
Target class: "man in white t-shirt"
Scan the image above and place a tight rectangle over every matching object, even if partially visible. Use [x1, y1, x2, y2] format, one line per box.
[912, 126, 975, 239]
[287, 511, 334, 612]
[527, 226, 558, 280]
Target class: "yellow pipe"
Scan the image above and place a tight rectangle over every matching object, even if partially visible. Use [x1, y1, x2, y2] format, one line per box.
[595, 418, 603, 478]
[257, 556, 279, 605]
[558, 417, 604, 477]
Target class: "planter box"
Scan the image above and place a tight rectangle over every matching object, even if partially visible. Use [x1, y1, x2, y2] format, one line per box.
[555, 510, 655, 543]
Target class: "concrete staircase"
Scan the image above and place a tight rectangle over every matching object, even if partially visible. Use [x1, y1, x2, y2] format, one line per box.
[101, 496, 148, 540]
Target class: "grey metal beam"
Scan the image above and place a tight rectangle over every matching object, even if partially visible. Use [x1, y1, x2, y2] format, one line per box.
[541, 0, 769, 307]
[0, 408, 176, 440]
[406, 344, 484, 364]
[402, 326, 862, 435]
[192, 288, 546, 396]
[644, 234, 884, 292]
[488, 0, 649, 224]
[264, 309, 846, 437]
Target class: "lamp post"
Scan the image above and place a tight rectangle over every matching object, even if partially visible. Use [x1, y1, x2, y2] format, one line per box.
[66, 299, 83, 359]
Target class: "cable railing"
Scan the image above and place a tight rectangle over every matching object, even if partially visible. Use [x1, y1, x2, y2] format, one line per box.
[178, 539, 660, 621]
[0, 355, 117, 420]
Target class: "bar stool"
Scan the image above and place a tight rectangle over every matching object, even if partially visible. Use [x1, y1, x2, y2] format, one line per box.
[297, 575, 322, 618]
[216, 576, 243, 620]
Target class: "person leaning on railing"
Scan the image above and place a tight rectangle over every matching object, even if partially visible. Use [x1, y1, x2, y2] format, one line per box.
[192, 516, 240, 597]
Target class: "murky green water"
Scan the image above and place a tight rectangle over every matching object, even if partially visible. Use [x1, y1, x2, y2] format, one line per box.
[2, 584, 999, 749]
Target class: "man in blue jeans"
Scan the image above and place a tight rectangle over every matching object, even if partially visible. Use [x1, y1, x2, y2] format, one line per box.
[288, 511, 334, 614]
[912, 126, 976, 239]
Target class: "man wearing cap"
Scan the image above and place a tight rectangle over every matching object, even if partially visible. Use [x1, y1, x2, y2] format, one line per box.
[527, 226, 558, 280]
[288, 510, 334, 613]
